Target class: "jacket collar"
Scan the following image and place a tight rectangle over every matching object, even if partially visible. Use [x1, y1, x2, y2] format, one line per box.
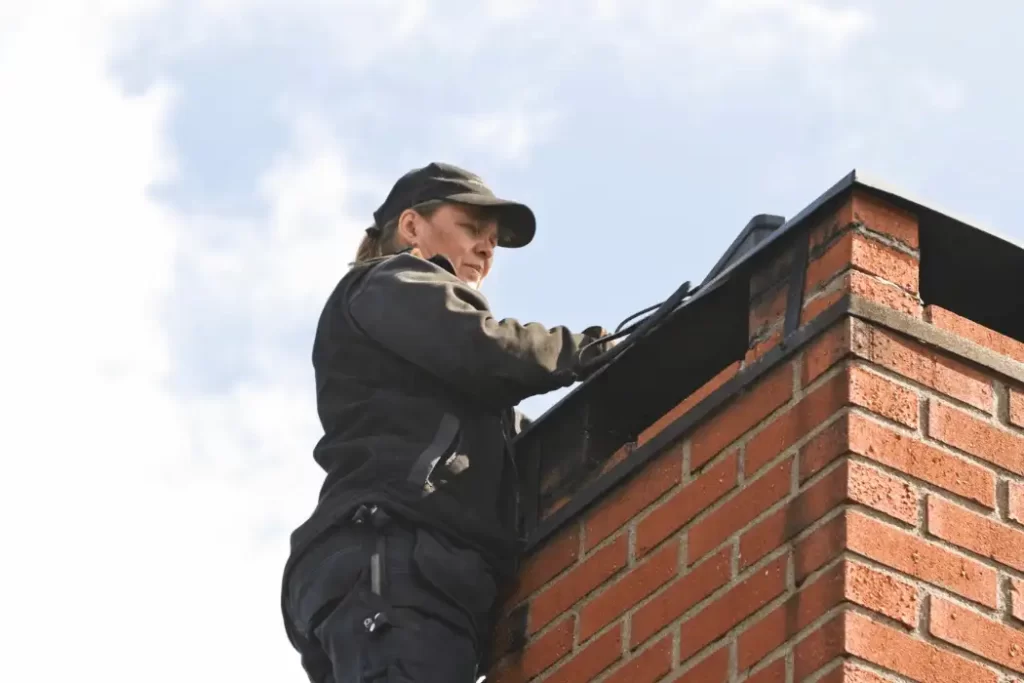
[397, 247, 457, 277]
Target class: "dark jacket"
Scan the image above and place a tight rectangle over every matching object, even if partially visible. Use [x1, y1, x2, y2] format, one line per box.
[281, 249, 606, 657]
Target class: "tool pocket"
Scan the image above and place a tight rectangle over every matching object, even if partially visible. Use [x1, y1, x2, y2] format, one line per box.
[406, 413, 465, 497]
[289, 526, 370, 639]
[410, 527, 498, 641]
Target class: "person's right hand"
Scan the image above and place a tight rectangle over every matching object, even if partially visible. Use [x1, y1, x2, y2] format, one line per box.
[575, 326, 620, 380]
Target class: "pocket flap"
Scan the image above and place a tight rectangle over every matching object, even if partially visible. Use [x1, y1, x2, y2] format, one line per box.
[412, 528, 497, 627]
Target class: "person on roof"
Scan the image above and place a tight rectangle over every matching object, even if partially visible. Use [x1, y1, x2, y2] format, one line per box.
[280, 162, 612, 682]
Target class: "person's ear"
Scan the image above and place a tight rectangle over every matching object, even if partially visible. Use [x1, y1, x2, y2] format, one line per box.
[396, 208, 420, 247]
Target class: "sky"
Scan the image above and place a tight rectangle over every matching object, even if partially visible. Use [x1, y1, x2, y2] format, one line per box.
[1, 1, 1023, 681]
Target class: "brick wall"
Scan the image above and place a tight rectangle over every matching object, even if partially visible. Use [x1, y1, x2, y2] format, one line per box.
[489, 190, 1024, 683]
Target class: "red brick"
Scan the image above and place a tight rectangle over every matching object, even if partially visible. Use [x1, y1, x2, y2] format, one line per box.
[843, 559, 918, 626]
[509, 525, 579, 604]
[739, 559, 917, 671]
[800, 415, 851, 483]
[1010, 481, 1024, 526]
[845, 459, 919, 525]
[806, 232, 856, 294]
[678, 645, 729, 683]
[803, 320, 854, 387]
[849, 365, 919, 429]
[808, 205, 854, 252]
[815, 664, 855, 683]
[864, 324, 993, 412]
[829, 662, 895, 683]
[750, 283, 789, 336]
[794, 511, 846, 581]
[1012, 577, 1024, 623]
[545, 626, 622, 683]
[690, 363, 794, 470]
[746, 329, 782, 366]
[806, 231, 854, 294]
[744, 658, 786, 683]
[679, 553, 788, 660]
[528, 535, 627, 633]
[688, 457, 792, 563]
[638, 362, 741, 446]
[794, 612, 847, 681]
[847, 270, 922, 317]
[848, 412, 996, 508]
[739, 461, 847, 570]
[805, 232, 919, 295]
[603, 634, 672, 683]
[803, 270, 924, 325]
[849, 609, 999, 683]
[927, 305, 1024, 364]
[927, 495, 1024, 572]
[745, 370, 848, 476]
[635, 452, 738, 557]
[753, 365, 920, 480]
[579, 540, 678, 641]
[802, 285, 848, 325]
[584, 448, 682, 551]
[742, 458, 918, 571]
[1011, 388, 1024, 429]
[929, 596, 1024, 675]
[738, 561, 845, 670]
[847, 509, 998, 608]
[853, 232, 920, 293]
[846, 189, 920, 249]
[629, 548, 731, 648]
[492, 615, 574, 683]
[928, 400, 1024, 476]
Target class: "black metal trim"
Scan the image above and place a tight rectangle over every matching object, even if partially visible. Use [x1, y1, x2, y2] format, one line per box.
[515, 170, 1024, 444]
[524, 294, 852, 554]
[703, 214, 786, 285]
[783, 231, 811, 338]
[520, 439, 541, 536]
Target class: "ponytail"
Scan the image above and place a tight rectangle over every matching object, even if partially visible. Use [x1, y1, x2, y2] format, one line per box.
[354, 231, 386, 263]
[351, 200, 445, 266]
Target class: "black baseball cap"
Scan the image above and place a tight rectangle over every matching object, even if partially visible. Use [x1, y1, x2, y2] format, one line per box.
[371, 162, 536, 248]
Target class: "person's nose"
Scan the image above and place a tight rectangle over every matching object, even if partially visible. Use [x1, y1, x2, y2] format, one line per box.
[475, 237, 495, 262]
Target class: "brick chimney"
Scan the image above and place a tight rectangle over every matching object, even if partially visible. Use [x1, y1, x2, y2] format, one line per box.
[489, 172, 1024, 683]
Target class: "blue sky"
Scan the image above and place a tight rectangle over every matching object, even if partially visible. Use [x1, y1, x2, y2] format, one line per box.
[2, 1, 1023, 681]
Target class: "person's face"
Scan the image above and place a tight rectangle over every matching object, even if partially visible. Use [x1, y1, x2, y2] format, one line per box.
[398, 203, 499, 289]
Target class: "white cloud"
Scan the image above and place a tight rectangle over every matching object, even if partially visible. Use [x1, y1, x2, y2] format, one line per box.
[0, 1, 980, 682]
[0, 3, 366, 680]
[581, 0, 874, 96]
[454, 108, 562, 166]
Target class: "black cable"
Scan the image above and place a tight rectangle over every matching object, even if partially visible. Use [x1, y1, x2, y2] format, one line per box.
[615, 303, 661, 333]
[576, 279, 698, 377]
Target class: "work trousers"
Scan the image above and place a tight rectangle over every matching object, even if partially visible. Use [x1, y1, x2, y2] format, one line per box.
[286, 506, 500, 683]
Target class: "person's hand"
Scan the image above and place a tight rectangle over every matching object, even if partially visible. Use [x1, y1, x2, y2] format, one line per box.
[575, 325, 620, 380]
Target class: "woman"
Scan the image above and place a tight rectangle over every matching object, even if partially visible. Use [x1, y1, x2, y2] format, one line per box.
[281, 162, 611, 682]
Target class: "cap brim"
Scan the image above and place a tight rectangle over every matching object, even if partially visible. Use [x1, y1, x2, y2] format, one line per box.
[446, 192, 536, 248]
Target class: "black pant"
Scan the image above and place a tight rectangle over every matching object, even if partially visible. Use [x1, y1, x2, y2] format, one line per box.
[285, 507, 499, 682]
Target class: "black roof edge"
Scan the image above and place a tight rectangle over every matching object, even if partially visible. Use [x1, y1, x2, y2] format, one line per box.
[515, 168, 1024, 439]
[702, 213, 786, 285]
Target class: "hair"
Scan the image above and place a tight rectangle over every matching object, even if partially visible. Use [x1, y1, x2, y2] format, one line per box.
[353, 200, 445, 265]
